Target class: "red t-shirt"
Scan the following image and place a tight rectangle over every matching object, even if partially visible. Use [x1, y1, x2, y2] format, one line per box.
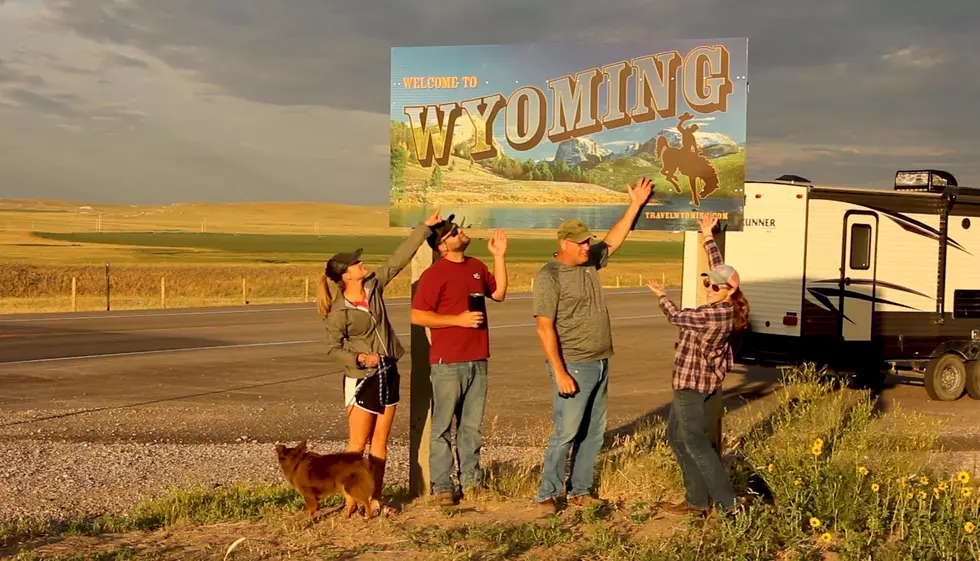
[411, 256, 497, 364]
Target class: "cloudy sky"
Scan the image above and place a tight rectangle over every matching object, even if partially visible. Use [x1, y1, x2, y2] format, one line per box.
[0, 0, 977, 205]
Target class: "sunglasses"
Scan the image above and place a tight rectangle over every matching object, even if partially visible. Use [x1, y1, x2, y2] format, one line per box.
[441, 225, 460, 241]
[702, 277, 729, 292]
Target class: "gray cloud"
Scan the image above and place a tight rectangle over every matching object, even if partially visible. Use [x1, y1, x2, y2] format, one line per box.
[102, 51, 149, 69]
[2, 0, 975, 203]
[2, 88, 77, 117]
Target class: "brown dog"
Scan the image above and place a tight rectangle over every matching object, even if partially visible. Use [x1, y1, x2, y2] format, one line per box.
[275, 440, 375, 520]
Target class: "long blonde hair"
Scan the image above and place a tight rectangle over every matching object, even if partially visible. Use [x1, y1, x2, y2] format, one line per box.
[316, 273, 339, 319]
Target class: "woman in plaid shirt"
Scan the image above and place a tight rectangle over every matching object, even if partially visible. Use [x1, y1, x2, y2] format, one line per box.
[647, 215, 750, 516]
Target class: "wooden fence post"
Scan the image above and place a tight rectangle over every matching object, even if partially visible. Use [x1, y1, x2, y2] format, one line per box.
[71, 277, 77, 312]
[161, 277, 166, 309]
[305, 278, 310, 302]
[409, 244, 435, 499]
[242, 277, 247, 305]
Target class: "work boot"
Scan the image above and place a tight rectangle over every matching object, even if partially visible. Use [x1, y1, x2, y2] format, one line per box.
[568, 494, 603, 507]
[368, 456, 397, 516]
[433, 491, 458, 507]
[659, 501, 709, 517]
[534, 498, 559, 517]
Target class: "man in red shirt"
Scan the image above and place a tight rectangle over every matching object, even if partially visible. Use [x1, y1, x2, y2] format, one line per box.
[410, 215, 509, 506]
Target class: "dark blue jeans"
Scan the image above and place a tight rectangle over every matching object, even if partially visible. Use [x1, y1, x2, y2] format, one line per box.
[668, 389, 737, 510]
[429, 360, 488, 495]
[536, 359, 609, 502]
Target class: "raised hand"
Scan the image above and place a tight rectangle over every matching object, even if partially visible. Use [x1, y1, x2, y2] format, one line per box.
[627, 176, 654, 206]
[646, 279, 666, 297]
[487, 229, 508, 256]
[697, 214, 719, 236]
[423, 208, 442, 227]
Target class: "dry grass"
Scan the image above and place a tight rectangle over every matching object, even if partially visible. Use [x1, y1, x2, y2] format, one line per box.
[6, 365, 974, 560]
[0, 262, 681, 314]
[0, 198, 682, 240]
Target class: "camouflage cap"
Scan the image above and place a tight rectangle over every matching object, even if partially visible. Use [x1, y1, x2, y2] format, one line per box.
[557, 219, 595, 243]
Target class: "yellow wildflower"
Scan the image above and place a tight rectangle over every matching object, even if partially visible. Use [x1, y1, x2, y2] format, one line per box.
[809, 517, 821, 528]
[768, 463, 776, 473]
[939, 481, 949, 491]
[812, 444, 823, 457]
[795, 477, 803, 487]
[966, 522, 976, 534]
[858, 466, 869, 476]
[813, 438, 824, 448]
[959, 471, 971, 484]
[963, 487, 973, 498]
[871, 483, 880, 493]
[919, 476, 930, 486]
[917, 490, 928, 500]
[820, 532, 833, 543]
[906, 492, 914, 499]
[934, 488, 941, 499]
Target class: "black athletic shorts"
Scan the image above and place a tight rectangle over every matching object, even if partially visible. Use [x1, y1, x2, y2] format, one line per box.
[343, 357, 400, 415]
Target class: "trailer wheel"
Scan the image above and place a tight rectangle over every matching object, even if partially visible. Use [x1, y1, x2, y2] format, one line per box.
[924, 354, 967, 401]
[965, 361, 980, 400]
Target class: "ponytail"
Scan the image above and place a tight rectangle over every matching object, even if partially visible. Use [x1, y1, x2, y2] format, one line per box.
[730, 288, 750, 332]
[316, 274, 333, 319]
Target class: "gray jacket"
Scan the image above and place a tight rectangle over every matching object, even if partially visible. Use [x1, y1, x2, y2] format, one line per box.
[322, 222, 430, 379]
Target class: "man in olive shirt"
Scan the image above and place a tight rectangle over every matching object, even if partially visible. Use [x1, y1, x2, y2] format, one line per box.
[532, 176, 653, 513]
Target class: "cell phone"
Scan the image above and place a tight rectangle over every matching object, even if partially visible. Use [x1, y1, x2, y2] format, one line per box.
[468, 293, 487, 328]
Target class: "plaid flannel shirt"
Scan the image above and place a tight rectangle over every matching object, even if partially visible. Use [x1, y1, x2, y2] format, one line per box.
[657, 236, 734, 394]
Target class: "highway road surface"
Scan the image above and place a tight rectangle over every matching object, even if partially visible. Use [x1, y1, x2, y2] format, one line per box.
[2, 289, 980, 448]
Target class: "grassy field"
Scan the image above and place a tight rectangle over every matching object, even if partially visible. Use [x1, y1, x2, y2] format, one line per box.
[0, 198, 684, 314]
[4, 365, 977, 560]
[0, 261, 679, 314]
[29, 232, 681, 263]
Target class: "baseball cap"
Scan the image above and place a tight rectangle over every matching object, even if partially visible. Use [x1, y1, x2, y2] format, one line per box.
[557, 219, 595, 243]
[326, 248, 363, 281]
[426, 213, 458, 250]
[702, 264, 740, 290]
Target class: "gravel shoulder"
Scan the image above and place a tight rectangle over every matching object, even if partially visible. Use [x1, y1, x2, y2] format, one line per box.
[0, 437, 541, 521]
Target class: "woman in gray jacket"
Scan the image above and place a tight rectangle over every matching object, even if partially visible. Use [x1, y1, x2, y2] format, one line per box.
[316, 209, 441, 516]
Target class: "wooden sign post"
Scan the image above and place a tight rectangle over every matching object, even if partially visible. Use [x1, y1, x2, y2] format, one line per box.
[408, 244, 436, 498]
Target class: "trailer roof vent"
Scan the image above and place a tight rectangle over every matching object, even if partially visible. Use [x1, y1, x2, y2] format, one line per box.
[894, 169, 958, 192]
[775, 174, 811, 184]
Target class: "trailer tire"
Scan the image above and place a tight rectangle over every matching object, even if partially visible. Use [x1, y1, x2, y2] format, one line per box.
[965, 361, 980, 400]
[924, 354, 967, 401]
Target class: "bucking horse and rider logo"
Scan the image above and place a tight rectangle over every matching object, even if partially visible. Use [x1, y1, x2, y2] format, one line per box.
[655, 112, 721, 207]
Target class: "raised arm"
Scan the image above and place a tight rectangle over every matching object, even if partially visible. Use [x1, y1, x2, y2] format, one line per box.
[698, 214, 724, 269]
[487, 230, 508, 302]
[602, 176, 653, 256]
[703, 235, 724, 269]
[375, 209, 445, 287]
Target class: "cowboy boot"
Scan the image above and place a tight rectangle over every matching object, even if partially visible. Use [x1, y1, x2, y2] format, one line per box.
[368, 455, 391, 515]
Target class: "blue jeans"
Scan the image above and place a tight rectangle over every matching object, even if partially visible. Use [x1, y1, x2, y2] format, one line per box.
[429, 360, 488, 495]
[536, 359, 609, 502]
[668, 389, 737, 510]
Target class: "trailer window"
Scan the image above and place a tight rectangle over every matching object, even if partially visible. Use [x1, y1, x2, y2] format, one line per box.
[953, 290, 980, 319]
[849, 224, 872, 270]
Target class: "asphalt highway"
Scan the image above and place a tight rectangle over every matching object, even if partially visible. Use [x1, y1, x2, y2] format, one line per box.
[2, 289, 979, 448]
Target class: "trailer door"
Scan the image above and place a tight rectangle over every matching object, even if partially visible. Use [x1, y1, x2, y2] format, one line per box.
[840, 212, 878, 341]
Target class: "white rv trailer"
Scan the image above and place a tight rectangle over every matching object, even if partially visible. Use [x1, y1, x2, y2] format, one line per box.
[681, 169, 980, 401]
